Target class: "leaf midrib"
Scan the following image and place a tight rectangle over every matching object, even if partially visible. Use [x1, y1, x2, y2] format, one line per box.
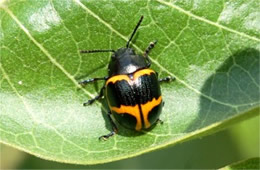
[2, 7, 95, 99]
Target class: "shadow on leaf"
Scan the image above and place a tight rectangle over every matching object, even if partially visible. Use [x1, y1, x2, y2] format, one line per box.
[186, 48, 260, 132]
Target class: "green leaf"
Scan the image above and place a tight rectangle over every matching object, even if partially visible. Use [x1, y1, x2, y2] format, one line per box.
[0, 0, 259, 164]
[220, 158, 260, 170]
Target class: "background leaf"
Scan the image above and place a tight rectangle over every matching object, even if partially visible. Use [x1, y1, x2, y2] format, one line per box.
[220, 157, 260, 170]
[0, 0, 259, 164]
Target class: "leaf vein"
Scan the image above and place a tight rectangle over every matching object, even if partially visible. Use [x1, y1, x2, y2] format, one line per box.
[3, 7, 95, 99]
[2, 7, 105, 154]
[74, 0, 237, 108]
[50, 0, 83, 77]
[156, 0, 260, 42]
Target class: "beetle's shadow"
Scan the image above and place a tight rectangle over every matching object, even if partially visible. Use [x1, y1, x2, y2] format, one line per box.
[99, 99, 154, 138]
[185, 48, 260, 132]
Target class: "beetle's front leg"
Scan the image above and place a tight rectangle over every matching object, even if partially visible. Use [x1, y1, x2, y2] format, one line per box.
[99, 111, 118, 141]
[144, 41, 157, 67]
[159, 76, 175, 83]
[83, 86, 105, 106]
[79, 76, 108, 86]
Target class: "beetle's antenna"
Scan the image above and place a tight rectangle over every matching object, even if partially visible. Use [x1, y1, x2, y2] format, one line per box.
[126, 16, 144, 48]
[80, 49, 115, 53]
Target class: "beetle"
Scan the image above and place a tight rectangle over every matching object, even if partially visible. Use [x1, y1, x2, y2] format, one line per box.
[79, 16, 174, 140]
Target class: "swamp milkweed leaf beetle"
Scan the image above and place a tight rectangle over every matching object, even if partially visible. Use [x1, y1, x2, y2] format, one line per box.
[79, 16, 174, 140]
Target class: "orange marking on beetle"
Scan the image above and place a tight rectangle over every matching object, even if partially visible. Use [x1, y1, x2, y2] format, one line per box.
[106, 75, 130, 85]
[110, 105, 142, 131]
[106, 69, 155, 85]
[133, 69, 155, 80]
[106, 68, 158, 130]
[141, 96, 162, 128]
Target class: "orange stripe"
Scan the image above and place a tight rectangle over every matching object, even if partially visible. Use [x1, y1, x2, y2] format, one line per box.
[111, 105, 142, 131]
[106, 69, 158, 130]
[106, 75, 130, 85]
[110, 96, 162, 130]
[133, 69, 155, 80]
[141, 96, 162, 128]
[106, 69, 155, 85]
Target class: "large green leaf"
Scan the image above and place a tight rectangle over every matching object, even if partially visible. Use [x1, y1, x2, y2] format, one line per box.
[0, 0, 259, 164]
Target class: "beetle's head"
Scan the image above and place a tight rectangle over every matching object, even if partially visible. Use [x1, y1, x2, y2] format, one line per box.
[111, 14, 144, 59]
[108, 47, 147, 76]
[79, 16, 145, 76]
[112, 48, 135, 59]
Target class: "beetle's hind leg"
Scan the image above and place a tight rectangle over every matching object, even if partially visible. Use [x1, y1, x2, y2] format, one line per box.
[99, 111, 118, 141]
[83, 86, 105, 106]
[156, 119, 164, 124]
[159, 76, 175, 83]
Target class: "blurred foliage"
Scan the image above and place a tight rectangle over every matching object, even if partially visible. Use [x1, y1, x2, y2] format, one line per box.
[220, 158, 260, 170]
[1, 115, 259, 169]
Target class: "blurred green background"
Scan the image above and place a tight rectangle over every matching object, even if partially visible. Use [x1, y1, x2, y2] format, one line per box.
[1, 115, 259, 169]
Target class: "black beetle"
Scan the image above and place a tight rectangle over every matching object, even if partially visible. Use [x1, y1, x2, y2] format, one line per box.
[79, 16, 174, 140]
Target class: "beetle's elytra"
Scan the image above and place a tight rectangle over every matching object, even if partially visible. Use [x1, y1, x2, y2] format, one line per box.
[79, 16, 174, 140]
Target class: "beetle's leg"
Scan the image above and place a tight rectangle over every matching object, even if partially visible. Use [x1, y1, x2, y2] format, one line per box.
[159, 76, 175, 83]
[79, 76, 108, 86]
[156, 119, 164, 124]
[144, 40, 157, 67]
[99, 111, 118, 141]
[83, 86, 105, 106]
[144, 40, 157, 57]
